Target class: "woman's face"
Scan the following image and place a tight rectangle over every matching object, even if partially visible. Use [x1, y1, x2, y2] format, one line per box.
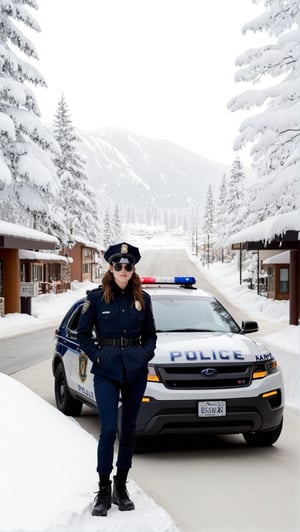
[109, 262, 135, 289]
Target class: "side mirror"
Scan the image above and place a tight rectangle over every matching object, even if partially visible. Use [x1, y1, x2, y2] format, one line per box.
[241, 320, 259, 334]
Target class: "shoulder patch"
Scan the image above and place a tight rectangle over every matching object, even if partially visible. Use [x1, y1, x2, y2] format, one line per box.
[81, 300, 91, 314]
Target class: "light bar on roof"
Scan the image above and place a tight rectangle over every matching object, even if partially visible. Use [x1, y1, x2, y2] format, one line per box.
[141, 276, 196, 285]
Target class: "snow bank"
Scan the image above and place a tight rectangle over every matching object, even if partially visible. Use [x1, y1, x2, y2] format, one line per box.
[0, 373, 178, 532]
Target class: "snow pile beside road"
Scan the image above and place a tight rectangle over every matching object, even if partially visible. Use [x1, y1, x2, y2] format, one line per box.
[264, 326, 300, 413]
[0, 372, 179, 532]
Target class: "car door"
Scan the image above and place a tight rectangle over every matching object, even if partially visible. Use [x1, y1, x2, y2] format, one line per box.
[64, 305, 95, 402]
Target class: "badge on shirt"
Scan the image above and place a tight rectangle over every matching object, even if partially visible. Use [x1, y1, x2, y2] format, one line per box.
[81, 300, 91, 314]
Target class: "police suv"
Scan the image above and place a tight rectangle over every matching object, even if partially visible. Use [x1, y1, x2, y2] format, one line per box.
[53, 276, 284, 446]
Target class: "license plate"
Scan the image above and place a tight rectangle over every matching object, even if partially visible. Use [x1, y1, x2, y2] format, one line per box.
[198, 401, 226, 417]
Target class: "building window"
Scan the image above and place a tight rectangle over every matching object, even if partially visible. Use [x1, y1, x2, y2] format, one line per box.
[279, 267, 289, 293]
[20, 263, 26, 282]
[83, 248, 92, 258]
[82, 263, 91, 274]
[32, 264, 43, 282]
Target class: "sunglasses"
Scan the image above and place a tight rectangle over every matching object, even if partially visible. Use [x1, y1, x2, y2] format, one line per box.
[113, 262, 133, 272]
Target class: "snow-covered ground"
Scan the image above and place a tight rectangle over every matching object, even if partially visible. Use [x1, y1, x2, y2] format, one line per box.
[0, 372, 178, 532]
[0, 249, 299, 532]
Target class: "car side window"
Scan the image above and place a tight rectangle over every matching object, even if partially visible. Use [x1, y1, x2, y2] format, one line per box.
[67, 305, 83, 337]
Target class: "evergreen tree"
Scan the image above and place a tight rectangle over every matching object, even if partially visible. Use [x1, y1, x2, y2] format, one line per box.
[0, 0, 61, 233]
[228, 0, 300, 218]
[111, 204, 123, 242]
[53, 94, 100, 243]
[217, 174, 227, 224]
[202, 185, 215, 266]
[202, 184, 215, 235]
[102, 210, 112, 248]
[224, 157, 247, 236]
[215, 173, 228, 254]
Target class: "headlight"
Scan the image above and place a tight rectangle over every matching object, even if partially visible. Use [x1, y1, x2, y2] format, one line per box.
[253, 359, 278, 379]
[147, 365, 160, 382]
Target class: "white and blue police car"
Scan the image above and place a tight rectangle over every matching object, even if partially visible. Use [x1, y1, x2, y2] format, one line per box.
[53, 276, 284, 447]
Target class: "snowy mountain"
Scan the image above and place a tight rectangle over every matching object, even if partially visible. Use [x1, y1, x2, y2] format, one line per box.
[76, 127, 229, 208]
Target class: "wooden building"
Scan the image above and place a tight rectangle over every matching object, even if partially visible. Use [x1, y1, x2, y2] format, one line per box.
[263, 251, 290, 301]
[65, 239, 103, 283]
[0, 221, 58, 314]
[19, 249, 73, 295]
[228, 210, 300, 326]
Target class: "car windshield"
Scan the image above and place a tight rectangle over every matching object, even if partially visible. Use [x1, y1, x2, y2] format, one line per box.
[151, 295, 240, 334]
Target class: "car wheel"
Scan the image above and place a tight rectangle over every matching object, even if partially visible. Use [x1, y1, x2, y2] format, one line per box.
[243, 418, 283, 447]
[54, 363, 83, 416]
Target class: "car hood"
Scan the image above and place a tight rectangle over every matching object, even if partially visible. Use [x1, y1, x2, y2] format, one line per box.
[153, 332, 271, 364]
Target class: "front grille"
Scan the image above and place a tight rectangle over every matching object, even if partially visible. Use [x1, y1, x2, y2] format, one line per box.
[157, 363, 253, 389]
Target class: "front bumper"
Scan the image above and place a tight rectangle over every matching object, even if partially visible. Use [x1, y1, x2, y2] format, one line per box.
[133, 390, 283, 436]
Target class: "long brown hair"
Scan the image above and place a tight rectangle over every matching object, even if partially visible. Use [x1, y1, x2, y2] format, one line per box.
[101, 270, 145, 308]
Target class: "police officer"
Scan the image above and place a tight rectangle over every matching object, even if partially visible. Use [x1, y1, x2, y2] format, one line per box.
[77, 242, 157, 517]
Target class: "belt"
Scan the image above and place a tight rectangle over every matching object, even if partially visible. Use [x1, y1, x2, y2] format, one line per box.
[99, 337, 141, 347]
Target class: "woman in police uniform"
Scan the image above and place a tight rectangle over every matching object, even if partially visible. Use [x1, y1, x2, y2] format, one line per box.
[77, 242, 157, 517]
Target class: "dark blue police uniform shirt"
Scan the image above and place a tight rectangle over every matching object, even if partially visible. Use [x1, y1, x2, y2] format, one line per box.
[77, 284, 157, 383]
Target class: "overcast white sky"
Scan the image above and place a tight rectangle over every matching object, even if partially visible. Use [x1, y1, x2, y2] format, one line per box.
[34, 0, 267, 165]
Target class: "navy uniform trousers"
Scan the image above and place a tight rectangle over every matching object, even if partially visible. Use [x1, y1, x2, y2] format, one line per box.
[77, 285, 157, 475]
[94, 372, 147, 474]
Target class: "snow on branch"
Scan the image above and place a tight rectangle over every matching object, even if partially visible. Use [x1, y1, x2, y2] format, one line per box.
[242, 2, 299, 38]
[228, 90, 269, 111]
[18, 58, 47, 87]
[234, 48, 290, 82]
[0, 111, 16, 141]
[237, 101, 300, 137]
[229, 79, 300, 111]
[6, 18, 39, 59]
[15, 5, 41, 33]
[278, 27, 300, 45]
[254, 162, 300, 209]
[8, 108, 61, 154]
[0, 156, 12, 187]
[0, 78, 39, 113]
[17, 151, 60, 196]
[23, 0, 39, 9]
[17, 181, 51, 213]
[0, 43, 46, 87]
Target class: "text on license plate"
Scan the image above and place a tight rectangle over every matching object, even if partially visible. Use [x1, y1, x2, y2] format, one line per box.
[198, 401, 226, 417]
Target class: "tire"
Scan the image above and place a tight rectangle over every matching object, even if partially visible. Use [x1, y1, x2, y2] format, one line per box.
[243, 418, 283, 447]
[54, 363, 83, 416]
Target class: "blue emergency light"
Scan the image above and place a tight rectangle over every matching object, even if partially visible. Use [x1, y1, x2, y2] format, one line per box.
[141, 276, 196, 285]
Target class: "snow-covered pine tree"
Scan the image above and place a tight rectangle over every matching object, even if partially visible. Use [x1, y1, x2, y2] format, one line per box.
[111, 204, 123, 242]
[215, 173, 228, 259]
[0, 0, 62, 233]
[224, 157, 247, 236]
[228, 0, 300, 218]
[202, 184, 215, 236]
[53, 94, 100, 244]
[102, 209, 113, 248]
[202, 185, 215, 265]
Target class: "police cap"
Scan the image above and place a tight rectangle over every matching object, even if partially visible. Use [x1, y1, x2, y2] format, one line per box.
[104, 242, 141, 265]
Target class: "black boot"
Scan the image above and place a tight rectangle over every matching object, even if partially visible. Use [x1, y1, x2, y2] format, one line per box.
[112, 476, 135, 511]
[92, 481, 112, 516]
